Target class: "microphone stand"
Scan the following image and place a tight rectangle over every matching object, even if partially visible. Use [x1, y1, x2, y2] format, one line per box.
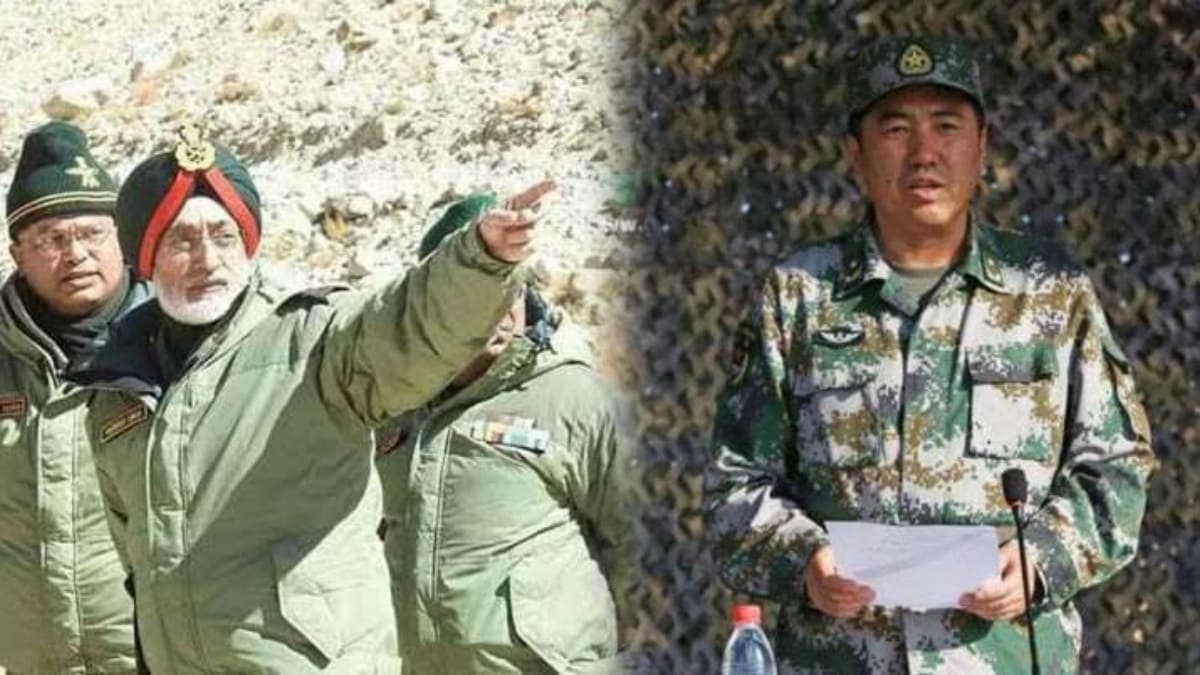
[1009, 500, 1040, 675]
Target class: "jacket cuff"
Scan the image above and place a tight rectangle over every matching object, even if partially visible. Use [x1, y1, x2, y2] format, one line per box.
[1022, 517, 1079, 607]
[765, 522, 831, 601]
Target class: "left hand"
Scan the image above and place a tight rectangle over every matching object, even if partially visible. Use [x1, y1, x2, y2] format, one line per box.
[477, 180, 555, 263]
[959, 541, 1038, 621]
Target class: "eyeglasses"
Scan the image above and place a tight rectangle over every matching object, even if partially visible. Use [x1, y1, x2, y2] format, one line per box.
[161, 225, 243, 256]
[22, 223, 114, 255]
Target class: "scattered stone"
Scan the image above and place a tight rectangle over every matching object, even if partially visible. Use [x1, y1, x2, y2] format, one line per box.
[42, 78, 109, 121]
[345, 194, 374, 219]
[335, 20, 378, 53]
[320, 206, 353, 242]
[217, 75, 258, 103]
[2, 0, 637, 351]
[319, 49, 346, 81]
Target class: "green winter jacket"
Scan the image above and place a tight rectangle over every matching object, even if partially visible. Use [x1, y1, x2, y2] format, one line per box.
[376, 315, 631, 675]
[0, 274, 148, 674]
[73, 225, 521, 674]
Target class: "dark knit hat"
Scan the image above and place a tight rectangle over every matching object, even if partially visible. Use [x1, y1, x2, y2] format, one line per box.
[6, 122, 117, 238]
[418, 193, 497, 259]
[116, 124, 261, 278]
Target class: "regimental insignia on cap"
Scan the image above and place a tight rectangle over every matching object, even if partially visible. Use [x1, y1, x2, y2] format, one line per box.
[173, 123, 216, 172]
[0, 393, 28, 419]
[100, 402, 149, 443]
[897, 43, 934, 77]
[65, 156, 101, 188]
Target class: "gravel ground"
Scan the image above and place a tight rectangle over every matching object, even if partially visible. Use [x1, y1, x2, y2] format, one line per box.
[0, 4, 637, 670]
[0, 0, 638, 374]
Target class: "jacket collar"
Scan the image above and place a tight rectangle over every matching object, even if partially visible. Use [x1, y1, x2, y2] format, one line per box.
[67, 267, 274, 399]
[834, 210, 1010, 300]
[0, 269, 153, 374]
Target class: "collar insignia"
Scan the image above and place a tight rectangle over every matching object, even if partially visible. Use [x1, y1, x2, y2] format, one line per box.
[983, 255, 1003, 284]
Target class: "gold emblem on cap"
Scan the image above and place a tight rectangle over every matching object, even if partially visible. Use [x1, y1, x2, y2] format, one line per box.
[66, 156, 101, 188]
[897, 43, 934, 76]
[174, 123, 216, 172]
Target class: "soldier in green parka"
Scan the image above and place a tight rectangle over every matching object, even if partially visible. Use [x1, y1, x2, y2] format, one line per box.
[70, 125, 545, 674]
[0, 122, 147, 674]
[375, 194, 632, 675]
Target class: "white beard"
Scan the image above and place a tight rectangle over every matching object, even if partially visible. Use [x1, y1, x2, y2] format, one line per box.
[155, 265, 251, 326]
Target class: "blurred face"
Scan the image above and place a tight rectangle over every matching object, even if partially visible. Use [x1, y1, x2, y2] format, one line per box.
[848, 85, 987, 236]
[9, 213, 125, 317]
[152, 197, 252, 325]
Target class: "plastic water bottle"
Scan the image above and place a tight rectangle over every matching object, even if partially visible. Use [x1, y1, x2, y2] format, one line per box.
[721, 604, 777, 675]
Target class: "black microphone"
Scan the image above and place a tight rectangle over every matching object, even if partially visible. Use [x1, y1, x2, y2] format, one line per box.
[1002, 468, 1039, 675]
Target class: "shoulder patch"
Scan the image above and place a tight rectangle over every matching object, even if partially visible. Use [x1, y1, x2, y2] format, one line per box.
[101, 402, 149, 443]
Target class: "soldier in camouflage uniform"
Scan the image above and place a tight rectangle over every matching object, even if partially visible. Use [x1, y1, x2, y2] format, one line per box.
[704, 37, 1155, 674]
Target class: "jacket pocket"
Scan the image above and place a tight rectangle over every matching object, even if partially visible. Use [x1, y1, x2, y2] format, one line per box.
[271, 538, 347, 662]
[507, 553, 618, 674]
[791, 342, 882, 468]
[965, 342, 1061, 461]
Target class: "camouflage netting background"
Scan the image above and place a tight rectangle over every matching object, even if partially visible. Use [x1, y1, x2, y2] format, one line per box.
[624, 2, 1198, 672]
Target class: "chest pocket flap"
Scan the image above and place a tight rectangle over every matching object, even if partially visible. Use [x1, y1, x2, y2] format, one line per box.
[966, 342, 1057, 384]
[964, 341, 1062, 462]
[793, 322, 879, 397]
[790, 327, 882, 468]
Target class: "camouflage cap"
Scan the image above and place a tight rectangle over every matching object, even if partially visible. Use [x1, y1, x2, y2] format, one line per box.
[845, 37, 984, 131]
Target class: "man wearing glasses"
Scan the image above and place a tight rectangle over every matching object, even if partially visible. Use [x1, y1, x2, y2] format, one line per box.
[0, 122, 144, 673]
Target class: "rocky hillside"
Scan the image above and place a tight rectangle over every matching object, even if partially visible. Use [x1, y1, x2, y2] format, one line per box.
[0, 0, 637, 374]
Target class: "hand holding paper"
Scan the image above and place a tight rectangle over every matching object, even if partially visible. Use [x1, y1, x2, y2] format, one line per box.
[803, 546, 875, 618]
[959, 540, 1039, 620]
[825, 521, 1001, 611]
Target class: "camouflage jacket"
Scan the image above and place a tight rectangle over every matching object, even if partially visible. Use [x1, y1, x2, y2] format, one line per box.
[705, 218, 1155, 674]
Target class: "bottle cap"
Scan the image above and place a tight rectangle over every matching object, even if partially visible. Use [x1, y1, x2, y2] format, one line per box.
[731, 603, 762, 625]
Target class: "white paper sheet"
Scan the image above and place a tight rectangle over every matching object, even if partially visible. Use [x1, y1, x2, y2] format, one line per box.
[825, 521, 1001, 610]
